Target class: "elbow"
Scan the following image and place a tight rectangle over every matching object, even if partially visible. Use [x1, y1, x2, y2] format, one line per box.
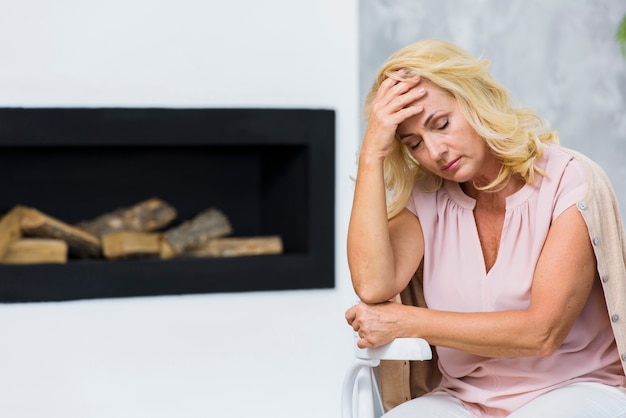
[537, 341, 560, 358]
[353, 286, 389, 305]
[533, 328, 566, 358]
[349, 259, 405, 303]
[357, 292, 389, 305]
[351, 277, 395, 304]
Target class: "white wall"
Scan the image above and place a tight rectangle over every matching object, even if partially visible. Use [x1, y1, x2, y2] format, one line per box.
[0, 1, 359, 417]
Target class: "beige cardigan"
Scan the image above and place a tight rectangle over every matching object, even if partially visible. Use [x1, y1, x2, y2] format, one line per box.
[379, 148, 626, 411]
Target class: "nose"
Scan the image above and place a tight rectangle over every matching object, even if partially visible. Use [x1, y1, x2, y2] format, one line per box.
[422, 135, 447, 161]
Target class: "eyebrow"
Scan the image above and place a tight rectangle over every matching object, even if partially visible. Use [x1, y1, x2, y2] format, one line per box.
[397, 110, 440, 140]
[423, 111, 439, 128]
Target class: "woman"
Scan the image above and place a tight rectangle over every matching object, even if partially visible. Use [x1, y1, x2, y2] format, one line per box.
[345, 39, 626, 417]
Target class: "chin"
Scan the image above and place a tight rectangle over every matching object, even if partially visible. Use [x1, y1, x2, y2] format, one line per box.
[442, 172, 473, 183]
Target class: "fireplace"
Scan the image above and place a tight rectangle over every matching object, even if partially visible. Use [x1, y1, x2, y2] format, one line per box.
[0, 108, 335, 303]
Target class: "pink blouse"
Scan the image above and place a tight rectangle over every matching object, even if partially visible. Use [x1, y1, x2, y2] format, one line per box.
[406, 144, 626, 416]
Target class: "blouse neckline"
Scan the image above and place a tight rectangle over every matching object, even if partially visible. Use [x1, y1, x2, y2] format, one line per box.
[443, 177, 537, 210]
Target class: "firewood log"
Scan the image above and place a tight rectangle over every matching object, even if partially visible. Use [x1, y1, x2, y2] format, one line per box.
[76, 197, 177, 237]
[0, 206, 26, 260]
[20, 207, 101, 258]
[160, 207, 233, 258]
[2, 238, 68, 264]
[184, 236, 283, 258]
[101, 231, 161, 259]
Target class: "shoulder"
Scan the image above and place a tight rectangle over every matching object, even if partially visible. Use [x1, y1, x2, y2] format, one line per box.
[535, 144, 589, 195]
[536, 144, 588, 221]
[536, 143, 587, 183]
[538, 144, 585, 176]
[405, 178, 439, 217]
[552, 145, 616, 199]
[545, 145, 623, 233]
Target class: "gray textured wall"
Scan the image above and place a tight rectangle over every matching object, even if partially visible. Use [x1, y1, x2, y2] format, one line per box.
[360, 0, 626, 215]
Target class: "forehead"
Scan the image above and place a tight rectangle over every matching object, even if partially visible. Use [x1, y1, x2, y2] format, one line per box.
[396, 83, 456, 133]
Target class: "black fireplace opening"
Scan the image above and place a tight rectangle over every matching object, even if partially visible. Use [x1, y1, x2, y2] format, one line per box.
[0, 108, 335, 303]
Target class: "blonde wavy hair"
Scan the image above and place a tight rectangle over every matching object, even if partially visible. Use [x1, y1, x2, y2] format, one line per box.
[363, 39, 559, 218]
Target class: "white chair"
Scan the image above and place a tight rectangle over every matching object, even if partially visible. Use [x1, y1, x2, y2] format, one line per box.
[342, 337, 433, 418]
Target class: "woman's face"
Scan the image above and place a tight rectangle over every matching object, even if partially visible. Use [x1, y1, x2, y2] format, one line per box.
[396, 82, 497, 185]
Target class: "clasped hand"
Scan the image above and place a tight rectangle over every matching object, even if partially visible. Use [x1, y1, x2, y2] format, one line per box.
[345, 301, 408, 349]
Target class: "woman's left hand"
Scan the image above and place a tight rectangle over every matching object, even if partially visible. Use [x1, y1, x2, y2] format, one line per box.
[345, 301, 409, 348]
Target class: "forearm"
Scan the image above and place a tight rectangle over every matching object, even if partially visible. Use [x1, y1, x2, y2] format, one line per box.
[347, 75, 426, 302]
[347, 155, 396, 301]
[407, 307, 561, 358]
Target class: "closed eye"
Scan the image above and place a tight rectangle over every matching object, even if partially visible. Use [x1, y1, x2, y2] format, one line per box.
[408, 137, 422, 150]
[437, 119, 449, 131]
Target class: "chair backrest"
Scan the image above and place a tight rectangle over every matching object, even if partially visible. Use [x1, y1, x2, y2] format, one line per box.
[343, 337, 434, 418]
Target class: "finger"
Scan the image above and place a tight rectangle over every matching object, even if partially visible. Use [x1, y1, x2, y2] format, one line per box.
[385, 79, 424, 104]
[377, 75, 404, 92]
[345, 305, 356, 325]
[397, 104, 425, 122]
[376, 76, 420, 104]
[392, 86, 427, 112]
[368, 102, 423, 136]
[373, 86, 426, 124]
[356, 336, 372, 349]
[389, 77, 421, 98]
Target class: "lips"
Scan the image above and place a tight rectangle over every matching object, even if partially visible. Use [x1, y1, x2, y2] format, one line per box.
[441, 157, 461, 171]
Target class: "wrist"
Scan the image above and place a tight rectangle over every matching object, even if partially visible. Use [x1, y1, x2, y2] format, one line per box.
[401, 305, 426, 339]
[358, 150, 386, 168]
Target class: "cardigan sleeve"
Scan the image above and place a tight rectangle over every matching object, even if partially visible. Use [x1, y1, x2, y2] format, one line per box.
[565, 148, 626, 377]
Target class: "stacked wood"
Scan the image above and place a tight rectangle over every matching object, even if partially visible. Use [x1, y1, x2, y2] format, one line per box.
[0, 206, 26, 260]
[20, 207, 101, 258]
[76, 197, 177, 237]
[186, 236, 283, 258]
[160, 207, 233, 258]
[0, 200, 282, 264]
[101, 231, 161, 260]
[3, 239, 68, 264]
